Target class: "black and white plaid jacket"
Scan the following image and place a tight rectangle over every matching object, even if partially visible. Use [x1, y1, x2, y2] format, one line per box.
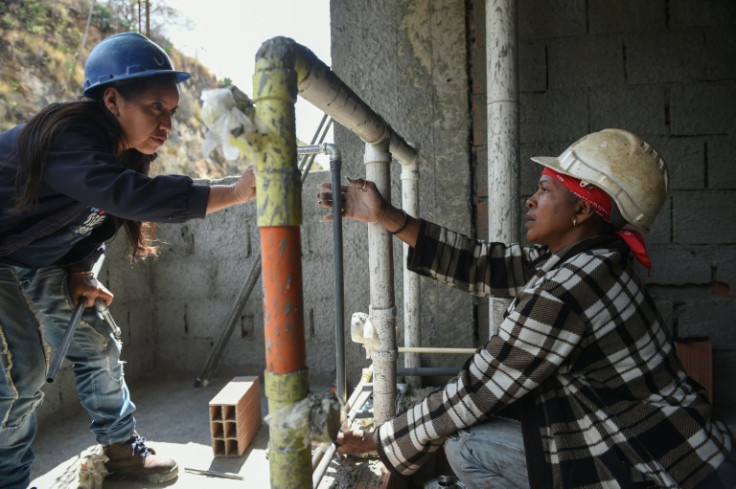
[375, 220, 736, 489]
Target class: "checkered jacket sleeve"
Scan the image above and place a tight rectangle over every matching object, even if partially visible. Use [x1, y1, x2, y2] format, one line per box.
[404, 219, 545, 299]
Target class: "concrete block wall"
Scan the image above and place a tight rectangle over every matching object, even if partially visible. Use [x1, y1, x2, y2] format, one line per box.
[333, 0, 736, 425]
[322, 1, 736, 424]
[330, 0, 478, 381]
[474, 0, 736, 425]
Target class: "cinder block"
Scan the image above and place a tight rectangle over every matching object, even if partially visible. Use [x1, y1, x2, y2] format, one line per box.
[589, 86, 666, 137]
[673, 0, 736, 29]
[678, 303, 736, 348]
[519, 41, 547, 92]
[518, 0, 587, 40]
[646, 244, 713, 284]
[520, 91, 588, 144]
[673, 190, 736, 244]
[209, 376, 261, 457]
[675, 338, 713, 403]
[625, 32, 705, 85]
[648, 136, 705, 190]
[588, 0, 664, 34]
[714, 245, 736, 287]
[670, 84, 736, 136]
[708, 136, 736, 189]
[548, 37, 623, 89]
[645, 195, 671, 245]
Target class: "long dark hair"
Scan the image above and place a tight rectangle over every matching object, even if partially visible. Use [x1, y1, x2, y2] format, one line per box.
[14, 87, 162, 262]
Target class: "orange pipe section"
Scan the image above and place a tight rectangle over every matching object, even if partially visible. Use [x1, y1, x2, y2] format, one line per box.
[261, 226, 306, 374]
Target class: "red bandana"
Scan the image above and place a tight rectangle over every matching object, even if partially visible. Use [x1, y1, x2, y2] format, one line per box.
[541, 168, 651, 270]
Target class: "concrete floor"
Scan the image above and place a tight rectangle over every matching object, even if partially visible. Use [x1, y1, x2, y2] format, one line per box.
[29, 374, 374, 489]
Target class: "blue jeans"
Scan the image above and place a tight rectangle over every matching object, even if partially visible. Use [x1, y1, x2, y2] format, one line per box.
[0, 265, 136, 489]
[444, 417, 530, 489]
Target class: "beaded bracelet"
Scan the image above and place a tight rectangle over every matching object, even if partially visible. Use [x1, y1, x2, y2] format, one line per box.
[389, 209, 409, 235]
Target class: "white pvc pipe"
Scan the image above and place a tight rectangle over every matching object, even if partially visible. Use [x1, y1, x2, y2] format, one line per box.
[291, 40, 418, 168]
[486, 0, 519, 338]
[365, 139, 397, 424]
[401, 162, 421, 388]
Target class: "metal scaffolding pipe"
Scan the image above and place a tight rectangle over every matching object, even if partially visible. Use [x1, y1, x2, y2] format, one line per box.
[486, 0, 520, 337]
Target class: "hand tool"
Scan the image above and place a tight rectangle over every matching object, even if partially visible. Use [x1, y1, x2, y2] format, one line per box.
[183, 467, 244, 480]
[46, 298, 86, 383]
[95, 299, 121, 336]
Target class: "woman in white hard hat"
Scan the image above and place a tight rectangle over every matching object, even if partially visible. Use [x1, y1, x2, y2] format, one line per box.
[0, 33, 256, 488]
[318, 129, 736, 488]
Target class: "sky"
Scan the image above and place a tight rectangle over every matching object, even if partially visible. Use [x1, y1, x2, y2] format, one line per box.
[156, 0, 332, 144]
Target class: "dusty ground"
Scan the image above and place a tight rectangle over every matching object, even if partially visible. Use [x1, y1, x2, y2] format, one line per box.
[30, 375, 390, 489]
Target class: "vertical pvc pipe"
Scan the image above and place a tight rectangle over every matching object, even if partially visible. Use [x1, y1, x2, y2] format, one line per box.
[486, 0, 519, 338]
[365, 138, 397, 424]
[329, 150, 346, 405]
[401, 162, 421, 389]
[299, 143, 346, 405]
[253, 39, 311, 489]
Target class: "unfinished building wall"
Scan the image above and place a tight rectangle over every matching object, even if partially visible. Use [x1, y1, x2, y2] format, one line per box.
[333, 0, 736, 426]
[330, 0, 476, 385]
[471, 0, 736, 427]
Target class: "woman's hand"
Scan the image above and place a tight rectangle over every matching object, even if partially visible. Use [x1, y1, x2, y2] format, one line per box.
[336, 429, 377, 455]
[233, 165, 257, 204]
[206, 165, 257, 214]
[68, 272, 114, 308]
[317, 177, 388, 223]
[318, 177, 419, 247]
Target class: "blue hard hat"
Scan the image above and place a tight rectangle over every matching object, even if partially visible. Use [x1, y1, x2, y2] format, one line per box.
[83, 32, 190, 98]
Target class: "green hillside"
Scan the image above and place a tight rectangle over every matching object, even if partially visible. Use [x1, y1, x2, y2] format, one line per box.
[0, 0, 242, 177]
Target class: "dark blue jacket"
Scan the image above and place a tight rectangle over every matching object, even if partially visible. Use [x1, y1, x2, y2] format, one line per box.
[0, 119, 210, 269]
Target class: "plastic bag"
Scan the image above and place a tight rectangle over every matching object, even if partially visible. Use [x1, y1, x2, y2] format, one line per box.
[200, 86, 264, 161]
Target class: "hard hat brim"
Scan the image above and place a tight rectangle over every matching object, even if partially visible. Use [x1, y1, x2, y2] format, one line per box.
[83, 70, 191, 98]
[530, 156, 561, 171]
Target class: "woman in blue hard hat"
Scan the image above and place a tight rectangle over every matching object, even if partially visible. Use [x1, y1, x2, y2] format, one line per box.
[319, 129, 736, 488]
[0, 32, 256, 488]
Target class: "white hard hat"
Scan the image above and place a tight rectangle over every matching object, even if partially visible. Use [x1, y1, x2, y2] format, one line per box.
[531, 128, 668, 232]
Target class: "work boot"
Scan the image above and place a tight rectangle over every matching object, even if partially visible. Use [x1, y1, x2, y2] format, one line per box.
[104, 433, 178, 483]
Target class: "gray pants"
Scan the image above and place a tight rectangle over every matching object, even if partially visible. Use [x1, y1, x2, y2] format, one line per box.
[444, 417, 530, 489]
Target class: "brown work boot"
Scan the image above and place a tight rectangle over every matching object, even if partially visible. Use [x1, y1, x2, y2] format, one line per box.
[104, 433, 178, 483]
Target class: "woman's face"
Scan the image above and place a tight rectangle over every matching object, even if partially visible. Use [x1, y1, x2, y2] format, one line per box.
[111, 78, 180, 155]
[525, 174, 579, 252]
